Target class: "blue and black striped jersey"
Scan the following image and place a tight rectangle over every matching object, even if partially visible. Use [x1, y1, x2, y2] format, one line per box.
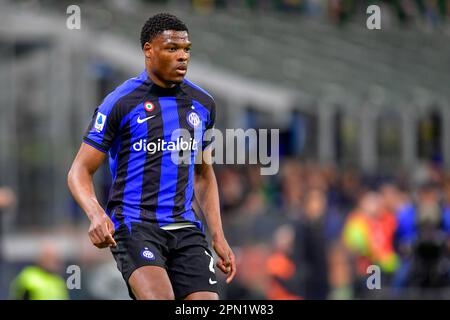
[83, 70, 215, 232]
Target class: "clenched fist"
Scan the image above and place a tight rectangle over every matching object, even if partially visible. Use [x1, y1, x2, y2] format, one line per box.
[88, 212, 117, 249]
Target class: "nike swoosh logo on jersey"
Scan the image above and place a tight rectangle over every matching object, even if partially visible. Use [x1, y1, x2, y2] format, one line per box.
[137, 115, 156, 124]
[209, 278, 217, 285]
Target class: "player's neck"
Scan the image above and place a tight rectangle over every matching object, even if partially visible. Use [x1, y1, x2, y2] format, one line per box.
[147, 71, 176, 89]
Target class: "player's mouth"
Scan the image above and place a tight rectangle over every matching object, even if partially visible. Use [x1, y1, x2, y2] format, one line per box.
[175, 64, 187, 75]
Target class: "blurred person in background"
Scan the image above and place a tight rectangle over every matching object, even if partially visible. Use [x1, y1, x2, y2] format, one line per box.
[225, 244, 268, 300]
[279, 160, 304, 218]
[246, 165, 275, 206]
[217, 167, 247, 214]
[343, 191, 399, 296]
[9, 241, 68, 300]
[292, 188, 339, 299]
[376, 184, 403, 274]
[266, 224, 302, 300]
[224, 166, 282, 247]
[228, 190, 273, 241]
[393, 181, 450, 292]
[379, 183, 408, 216]
[327, 242, 353, 300]
[334, 169, 363, 217]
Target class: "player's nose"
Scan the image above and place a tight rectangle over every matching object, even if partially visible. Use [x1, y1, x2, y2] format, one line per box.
[177, 51, 189, 62]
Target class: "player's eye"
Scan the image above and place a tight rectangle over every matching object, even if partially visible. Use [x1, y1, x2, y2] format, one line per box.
[184, 47, 191, 53]
[168, 47, 177, 52]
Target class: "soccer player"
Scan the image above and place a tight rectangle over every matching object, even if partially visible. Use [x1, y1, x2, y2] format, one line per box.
[67, 13, 236, 300]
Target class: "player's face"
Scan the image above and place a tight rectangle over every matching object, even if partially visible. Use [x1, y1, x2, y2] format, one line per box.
[145, 30, 191, 87]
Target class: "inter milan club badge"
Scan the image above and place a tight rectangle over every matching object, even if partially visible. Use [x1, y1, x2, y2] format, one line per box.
[144, 101, 154, 112]
[187, 111, 201, 128]
[141, 247, 155, 260]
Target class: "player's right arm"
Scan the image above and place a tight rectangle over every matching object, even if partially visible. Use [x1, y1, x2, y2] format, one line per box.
[67, 143, 116, 248]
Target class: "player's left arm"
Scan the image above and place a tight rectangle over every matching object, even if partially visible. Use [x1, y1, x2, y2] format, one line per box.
[194, 150, 236, 284]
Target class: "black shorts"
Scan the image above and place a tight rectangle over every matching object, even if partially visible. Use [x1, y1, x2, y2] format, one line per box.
[110, 222, 218, 300]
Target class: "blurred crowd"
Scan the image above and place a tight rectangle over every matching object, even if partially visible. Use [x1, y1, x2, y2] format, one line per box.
[4, 159, 450, 300]
[215, 160, 450, 299]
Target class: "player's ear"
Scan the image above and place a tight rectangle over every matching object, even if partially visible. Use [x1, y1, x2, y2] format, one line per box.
[143, 42, 152, 59]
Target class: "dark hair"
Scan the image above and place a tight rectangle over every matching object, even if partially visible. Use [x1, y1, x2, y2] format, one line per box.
[140, 13, 188, 49]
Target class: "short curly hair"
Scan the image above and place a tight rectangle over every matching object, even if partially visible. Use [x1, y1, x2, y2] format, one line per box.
[140, 13, 188, 49]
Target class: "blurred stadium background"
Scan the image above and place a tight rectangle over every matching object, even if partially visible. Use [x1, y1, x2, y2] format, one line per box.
[0, 0, 449, 299]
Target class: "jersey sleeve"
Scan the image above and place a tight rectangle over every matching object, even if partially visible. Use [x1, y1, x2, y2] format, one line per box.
[202, 99, 216, 150]
[83, 99, 121, 153]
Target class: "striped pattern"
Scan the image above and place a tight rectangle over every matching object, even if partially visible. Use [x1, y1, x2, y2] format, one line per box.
[83, 71, 215, 233]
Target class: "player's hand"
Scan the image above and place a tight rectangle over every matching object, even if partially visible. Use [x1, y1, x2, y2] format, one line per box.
[212, 236, 236, 284]
[88, 211, 117, 249]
